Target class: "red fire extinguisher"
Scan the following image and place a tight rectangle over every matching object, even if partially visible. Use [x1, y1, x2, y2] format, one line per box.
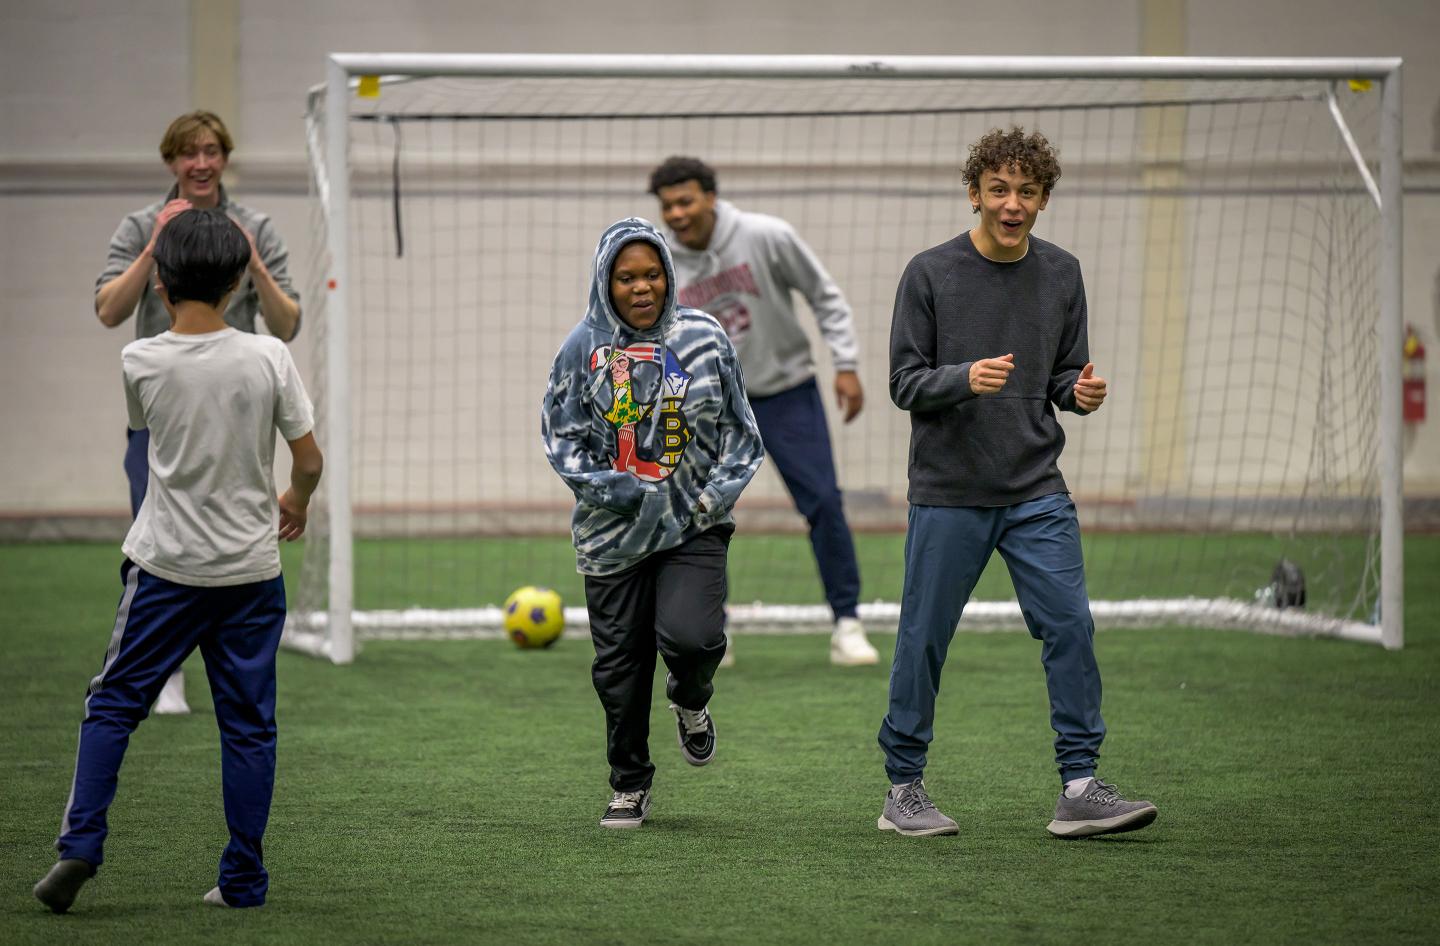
[1403, 324, 1426, 423]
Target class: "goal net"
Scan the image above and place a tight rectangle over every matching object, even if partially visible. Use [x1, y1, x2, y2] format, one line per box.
[289, 55, 1403, 661]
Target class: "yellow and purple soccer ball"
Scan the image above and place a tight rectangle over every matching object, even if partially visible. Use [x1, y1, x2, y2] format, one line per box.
[503, 586, 565, 649]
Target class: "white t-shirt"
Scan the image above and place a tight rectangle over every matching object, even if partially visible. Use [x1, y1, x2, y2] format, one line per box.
[121, 328, 314, 587]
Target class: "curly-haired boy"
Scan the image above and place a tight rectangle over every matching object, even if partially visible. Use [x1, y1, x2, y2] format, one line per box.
[877, 127, 1157, 839]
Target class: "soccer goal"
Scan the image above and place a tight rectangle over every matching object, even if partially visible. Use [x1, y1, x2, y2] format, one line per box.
[288, 54, 1404, 663]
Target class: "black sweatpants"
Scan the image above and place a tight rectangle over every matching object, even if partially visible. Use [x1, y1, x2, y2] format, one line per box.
[583, 524, 733, 792]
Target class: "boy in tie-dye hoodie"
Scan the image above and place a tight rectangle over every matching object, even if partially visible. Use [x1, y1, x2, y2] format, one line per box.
[542, 217, 764, 828]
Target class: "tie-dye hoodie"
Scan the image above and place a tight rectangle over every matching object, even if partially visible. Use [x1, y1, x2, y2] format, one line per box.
[542, 217, 765, 576]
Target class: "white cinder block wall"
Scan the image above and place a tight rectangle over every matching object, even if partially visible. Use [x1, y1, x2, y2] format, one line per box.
[1, 0, 1436, 531]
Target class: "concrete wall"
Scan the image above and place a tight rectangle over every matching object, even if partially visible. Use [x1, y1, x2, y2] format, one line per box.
[1, 0, 1437, 533]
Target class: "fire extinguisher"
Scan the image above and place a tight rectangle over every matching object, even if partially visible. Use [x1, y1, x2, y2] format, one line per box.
[1403, 324, 1426, 423]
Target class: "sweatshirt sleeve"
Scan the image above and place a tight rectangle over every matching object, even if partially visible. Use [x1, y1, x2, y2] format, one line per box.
[96, 213, 148, 296]
[769, 221, 860, 372]
[1047, 262, 1091, 414]
[888, 255, 975, 412]
[696, 333, 765, 521]
[541, 341, 647, 516]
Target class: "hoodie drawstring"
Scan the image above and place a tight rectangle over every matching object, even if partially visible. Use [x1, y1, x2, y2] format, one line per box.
[641, 336, 667, 452]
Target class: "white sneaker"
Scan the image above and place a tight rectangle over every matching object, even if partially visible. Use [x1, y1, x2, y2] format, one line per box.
[718, 634, 735, 668]
[203, 886, 230, 907]
[153, 669, 191, 715]
[830, 617, 879, 666]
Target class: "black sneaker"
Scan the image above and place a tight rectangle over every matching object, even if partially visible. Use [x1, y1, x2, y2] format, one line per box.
[600, 789, 651, 829]
[34, 858, 94, 914]
[670, 702, 716, 766]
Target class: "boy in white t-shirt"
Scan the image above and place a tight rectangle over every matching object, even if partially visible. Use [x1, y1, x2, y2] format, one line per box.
[34, 209, 323, 913]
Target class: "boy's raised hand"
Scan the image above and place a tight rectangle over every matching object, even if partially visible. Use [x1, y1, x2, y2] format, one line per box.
[1074, 363, 1108, 412]
[145, 198, 193, 254]
[227, 213, 262, 272]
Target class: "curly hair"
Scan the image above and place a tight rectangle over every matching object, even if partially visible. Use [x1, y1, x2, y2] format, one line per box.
[961, 127, 1061, 195]
[648, 156, 718, 195]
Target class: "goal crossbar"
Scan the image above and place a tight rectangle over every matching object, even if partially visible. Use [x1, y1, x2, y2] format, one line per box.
[323, 53, 1401, 81]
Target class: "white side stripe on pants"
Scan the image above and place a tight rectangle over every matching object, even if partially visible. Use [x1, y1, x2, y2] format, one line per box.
[59, 563, 141, 841]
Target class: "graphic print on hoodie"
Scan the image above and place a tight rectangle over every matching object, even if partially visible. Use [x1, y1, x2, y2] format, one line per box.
[542, 218, 765, 576]
[591, 341, 693, 482]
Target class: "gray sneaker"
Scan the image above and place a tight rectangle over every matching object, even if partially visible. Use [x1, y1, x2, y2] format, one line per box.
[877, 777, 960, 836]
[1047, 778, 1157, 838]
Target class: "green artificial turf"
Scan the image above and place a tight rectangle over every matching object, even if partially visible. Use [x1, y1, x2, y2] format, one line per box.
[344, 530, 1375, 618]
[1, 539, 1436, 945]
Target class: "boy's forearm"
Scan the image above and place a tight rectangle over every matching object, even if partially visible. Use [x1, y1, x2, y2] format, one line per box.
[95, 252, 153, 327]
[889, 304, 974, 411]
[288, 455, 323, 504]
[251, 261, 301, 340]
[289, 468, 321, 504]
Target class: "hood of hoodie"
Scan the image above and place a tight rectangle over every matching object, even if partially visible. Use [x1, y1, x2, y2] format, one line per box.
[581, 217, 678, 444]
[586, 216, 679, 339]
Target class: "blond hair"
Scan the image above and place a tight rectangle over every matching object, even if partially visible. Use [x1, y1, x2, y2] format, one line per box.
[158, 111, 235, 163]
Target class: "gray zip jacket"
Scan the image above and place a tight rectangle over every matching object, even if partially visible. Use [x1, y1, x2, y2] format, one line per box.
[542, 218, 765, 576]
[95, 184, 300, 340]
[666, 200, 859, 398]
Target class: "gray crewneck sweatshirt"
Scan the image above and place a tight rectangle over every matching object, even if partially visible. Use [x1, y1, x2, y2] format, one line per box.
[889, 232, 1091, 507]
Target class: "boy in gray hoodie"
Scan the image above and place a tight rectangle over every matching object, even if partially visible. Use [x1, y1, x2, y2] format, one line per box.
[542, 218, 764, 828]
[650, 156, 879, 668]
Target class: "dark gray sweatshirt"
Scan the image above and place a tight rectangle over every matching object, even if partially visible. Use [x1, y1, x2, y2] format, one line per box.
[888, 232, 1091, 507]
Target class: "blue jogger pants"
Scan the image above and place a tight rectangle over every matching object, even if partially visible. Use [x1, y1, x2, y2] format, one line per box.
[56, 560, 285, 907]
[878, 493, 1105, 785]
[749, 378, 861, 621]
[123, 428, 149, 518]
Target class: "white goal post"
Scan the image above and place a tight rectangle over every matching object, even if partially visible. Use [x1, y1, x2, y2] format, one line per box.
[290, 53, 1404, 664]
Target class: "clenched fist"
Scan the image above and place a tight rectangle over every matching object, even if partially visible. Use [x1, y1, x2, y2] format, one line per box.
[969, 353, 1015, 394]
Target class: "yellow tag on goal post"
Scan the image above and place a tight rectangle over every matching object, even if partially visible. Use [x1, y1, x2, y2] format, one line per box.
[358, 75, 381, 98]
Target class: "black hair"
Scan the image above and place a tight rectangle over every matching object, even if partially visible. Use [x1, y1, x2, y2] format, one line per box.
[648, 155, 718, 195]
[152, 209, 252, 307]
